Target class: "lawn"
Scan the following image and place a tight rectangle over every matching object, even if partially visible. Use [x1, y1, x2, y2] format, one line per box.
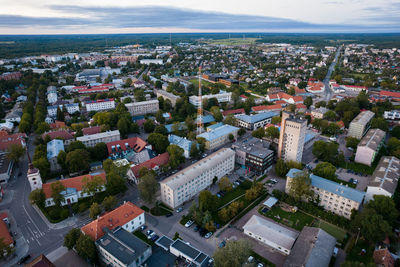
[150, 203, 173, 216]
[259, 206, 314, 231]
[218, 180, 252, 208]
[346, 238, 374, 264]
[133, 231, 155, 246]
[313, 220, 347, 243]
[189, 79, 212, 88]
[339, 161, 377, 175]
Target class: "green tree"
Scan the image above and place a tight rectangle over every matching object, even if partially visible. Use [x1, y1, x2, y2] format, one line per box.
[365, 195, 399, 225]
[56, 106, 64, 121]
[218, 176, 232, 192]
[371, 117, 389, 132]
[238, 128, 246, 136]
[155, 110, 165, 124]
[265, 126, 279, 139]
[313, 162, 336, 180]
[0, 237, 14, 259]
[51, 181, 66, 206]
[7, 143, 25, 164]
[57, 150, 67, 169]
[288, 171, 313, 201]
[213, 239, 252, 267]
[351, 208, 392, 243]
[147, 133, 170, 154]
[324, 110, 337, 121]
[76, 234, 97, 262]
[346, 137, 360, 150]
[29, 189, 45, 207]
[89, 202, 101, 219]
[66, 141, 86, 153]
[312, 140, 339, 164]
[64, 228, 82, 250]
[391, 126, 400, 139]
[33, 157, 50, 179]
[82, 175, 105, 197]
[117, 116, 132, 138]
[223, 114, 236, 126]
[167, 144, 185, 169]
[90, 142, 108, 161]
[271, 116, 282, 124]
[102, 195, 117, 211]
[106, 171, 127, 195]
[66, 149, 90, 173]
[275, 159, 289, 178]
[304, 96, 313, 108]
[210, 106, 223, 122]
[198, 190, 219, 213]
[190, 142, 199, 158]
[138, 172, 158, 204]
[143, 119, 155, 133]
[252, 127, 265, 139]
[35, 122, 50, 134]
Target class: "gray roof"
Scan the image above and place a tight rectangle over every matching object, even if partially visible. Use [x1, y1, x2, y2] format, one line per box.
[95, 227, 150, 266]
[263, 197, 278, 208]
[46, 139, 64, 159]
[197, 124, 239, 142]
[284, 227, 336, 267]
[232, 137, 273, 159]
[357, 128, 386, 151]
[351, 110, 374, 125]
[155, 235, 174, 251]
[287, 169, 365, 203]
[168, 134, 194, 151]
[170, 239, 207, 263]
[369, 156, 400, 195]
[235, 111, 278, 124]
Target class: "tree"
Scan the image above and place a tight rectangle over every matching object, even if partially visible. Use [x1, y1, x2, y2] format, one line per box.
[391, 126, 400, 139]
[238, 128, 246, 136]
[155, 110, 165, 124]
[89, 202, 101, 219]
[143, 119, 155, 133]
[33, 157, 50, 178]
[265, 126, 279, 139]
[371, 117, 389, 132]
[252, 127, 265, 139]
[66, 149, 90, 173]
[154, 125, 168, 136]
[106, 171, 127, 195]
[117, 116, 132, 138]
[56, 106, 64, 121]
[210, 106, 223, 122]
[313, 162, 336, 180]
[324, 110, 337, 121]
[57, 150, 67, 169]
[223, 114, 236, 126]
[218, 176, 232, 192]
[351, 208, 392, 243]
[82, 175, 105, 197]
[275, 159, 289, 177]
[64, 228, 82, 250]
[315, 101, 326, 108]
[304, 96, 313, 108]
[90, 142, 108, 161]
[66, 140, 86, 153]
[312, 140, 339, 164]
[213, 239, 252, 267]
[29, 189, 45, 207]
[102, 196, 117, 211]
[198, 190, 219, 213]
[346, 137, 360, 150]
[288, 87, 295, 95]
[288, 171, 313, 201]
[147, 133, 170, 154]
[365, 195, 399, 225]
[51, 181, 66, 206]
[0, 237, 14, 259]
[76, 234, 97, 262]
[167, 144, 185, 169]
[7, 143, 24, 163]
[190, 142, 199, 158]
[138, 172, 158, 204]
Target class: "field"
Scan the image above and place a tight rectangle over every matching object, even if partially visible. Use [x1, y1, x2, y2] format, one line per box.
[206, 38, 260, 45]
[259, 206, 314, 231]
[189, 78, 213, 88]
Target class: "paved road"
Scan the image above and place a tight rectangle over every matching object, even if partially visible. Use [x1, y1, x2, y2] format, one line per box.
[322, 46, 342, 102]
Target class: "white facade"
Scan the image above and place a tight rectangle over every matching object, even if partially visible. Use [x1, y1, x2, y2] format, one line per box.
[85, 99, 116, 112]
[384, 110, 400, 120]
[189, 92, 232, 106]
[160, 148, 235, 208]
[140, 59, 163, 65]
[47, 92, 58, 104]
[77, 130, 121, 147]
[125, 100, 159, 116]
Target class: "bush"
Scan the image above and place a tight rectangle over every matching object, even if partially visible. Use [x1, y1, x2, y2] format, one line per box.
[48, 208, 61, 219]
[79, 202, 90, 213]
[60, 209, 69, 219]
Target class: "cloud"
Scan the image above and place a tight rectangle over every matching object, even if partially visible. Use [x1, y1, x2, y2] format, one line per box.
[0, 5, 399, 32]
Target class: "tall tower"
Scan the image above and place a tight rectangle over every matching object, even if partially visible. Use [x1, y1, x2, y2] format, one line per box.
[196, 66, 203, 135]
[26, 147, 42, 191]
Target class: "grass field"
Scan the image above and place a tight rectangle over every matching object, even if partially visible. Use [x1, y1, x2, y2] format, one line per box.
[260, 206, 314, 231]
[218, 180, 252, 208]
[313, 220, 347, 242]
[206, 38, 260, 45]
[189, 78, 213, 88]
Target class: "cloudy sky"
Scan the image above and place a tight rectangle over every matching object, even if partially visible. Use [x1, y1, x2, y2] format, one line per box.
[0, 0, 399, 34]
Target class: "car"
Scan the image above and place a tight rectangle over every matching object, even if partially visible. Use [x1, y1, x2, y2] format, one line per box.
[353, 179, 358, 184]
[271, 179, 277, 184]
[232, 184, 237, 189]
[176, 207, 183, 213]
[140, 225, 147, 231]
[194, 225, 200, 232]
[216, 193, 222, 198]
[147, 232, 156, 239]
[333, 247, 339, 257]
[18, 255, 31, 265]
[348, 147, 354, 151]
[199, 228, 207, 237]
[219, 241, 226, 248]
[146, 230, 154, 236]
[151, 234, 159, 241]
[185, 220, 194, 228]
[234, 181, 240, 186]
[329, 136, 337, 142]
[204, 232, 213, 239]
[165, 212, 173, 217]
[349, 178, 354, 183]
[257, 264, 264, 267]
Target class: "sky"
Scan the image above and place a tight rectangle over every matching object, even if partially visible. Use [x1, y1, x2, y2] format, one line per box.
[0, 0, 399, 34]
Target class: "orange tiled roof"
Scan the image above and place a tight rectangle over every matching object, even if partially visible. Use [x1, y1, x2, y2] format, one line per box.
[0, 130, 8, 137]
[42, 173, 106, 199]
[131, 152, 170, 178]
[107, 137, 147, 155]
[81, 201, 144, 240]
[0, 220, 13, 246]
[292, 96, 303, 102]
[50, 121, 66, 130]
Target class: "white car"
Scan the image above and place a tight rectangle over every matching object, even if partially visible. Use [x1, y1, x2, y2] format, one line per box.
[204, 232, 213, 239]
[329, 136, 337, 142]
[185, 220, 194, 228]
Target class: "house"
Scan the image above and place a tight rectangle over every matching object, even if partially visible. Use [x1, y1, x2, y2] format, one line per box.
[82, 126, 102, 136]
[169, 239, 211, 266]
[168, 135, 195, 158]
[243, 215, 299, 255]
[96, 227, 152, 267]
[106, 137, 147, 158]
[46, 139, 65, 172]
[127, 152, 170, 184]
[42, 172, 106, 207]
[251, 104, 284, 113]
[355, 128, 386, 166]
[373, 248, 395, 267]
[0, 133, 27, 152]
[284, 227, 336, 267]
[42, 130, 74, 146]
[0, 121, 14, 132]
[85, 99, 115, 112]
[0, 218, 13, 249]
[263, 197, 278, 209]
[77, 130, 120, 148]
[49, 121, 66, 130]
[222, 108, 245, 117]
[81, 201, 145, 241]
[311, 107, 329, 119]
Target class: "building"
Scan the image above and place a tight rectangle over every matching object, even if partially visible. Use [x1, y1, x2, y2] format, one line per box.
[373, 248, 395, 267]
[42, 172, 106, 207]
[0, 218, 13, 250]
[160, 148, 235, 208]
[355, 128, 386, 166]
[284, 227, 336, 267]
[96, 227, 152, 267]
[0, 133, 27, 152]
[125, 100, 159, 116]
[106, 137, 147, 158]
[278, 112, 307, 163]
[218, 78, 239, 87]
[348, 111, 375, 139]
[81, 201, 145, 240]
[47, 103, 80, 117]
[168, 135, 195, 158]
[82, 126, 102, 136]
[47, 92, 58, 104]
[42, 130, 74, 146]
[77, 130, 120, 148]
[27, 164, 43, 191]
[235, 112, 278, 130]
[46, 139, 65, 172]
[5, 109, 22, 123]
[383, 110, 400, 120]
[232, 137, 274, 175]
[127, 152, 170, 184]
[0, 153, 13, 184]
[140, 59, 163, 65]
[169, 238, 211, 266]
[25, 255, 55, 267]
[155, 90, 180, 107]
[197, 124, 239, 150]
[311, 107, 329, 119]
[365, 156, 400, 202]
[85, 99, 116, 112]
[189, 91, 232, 106]
[286, 169, 365, 219]
[243, 215, 298, 255]
[222, 108, 245, 117]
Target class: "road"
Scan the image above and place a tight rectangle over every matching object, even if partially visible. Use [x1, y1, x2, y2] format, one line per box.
[322, 46, 342, 101]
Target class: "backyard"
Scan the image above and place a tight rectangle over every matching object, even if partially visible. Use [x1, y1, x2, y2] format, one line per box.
[312, 220, 348, 245]
[259, 205, 314, 231]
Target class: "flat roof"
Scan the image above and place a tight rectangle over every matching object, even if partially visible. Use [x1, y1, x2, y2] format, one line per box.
[77, 130, 120, 142]
[369, 156, 400, 195]
[358, 128, 386, 151]
[171, 239, 201, 260]
[197, 124, 239, 142]
[155, 235, 174, 250]
[235, 111, 278, 124]
[351, 110, 374, 125]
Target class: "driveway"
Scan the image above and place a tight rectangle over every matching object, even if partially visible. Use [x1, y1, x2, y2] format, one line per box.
[336, 168, 370, 191]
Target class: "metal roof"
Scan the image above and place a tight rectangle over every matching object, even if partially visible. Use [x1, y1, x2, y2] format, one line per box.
[197, 124, 239, 142]
[235, 111, 278, 124]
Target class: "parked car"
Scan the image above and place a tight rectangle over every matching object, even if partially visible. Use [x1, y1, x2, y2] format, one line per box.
[216, 193, 222, 198]
[176, 207, 183, 213]
[219, 241, 226, 248]
[140, 225, 147, 231]
[146, 230, 153, 236]
[270, 179, 277, 184]
[165, 212, 173, 217]
[151, 234, 159, 241]
[333, 247, 339, 257]
[185, 220, 194, 228]
[193, 225, 200, 232]
[204, 232, 213, 239]
[349, 178, 354, 184]
[353, 179, 358, 185]
[257, 264, 264, 267]
[147, 232, 156, 240]
[18, 255, 31, 265]
[329, 136, 337, 142]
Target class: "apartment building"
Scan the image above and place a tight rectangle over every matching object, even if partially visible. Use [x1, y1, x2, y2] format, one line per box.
[168, 135, 195, 158]
[47, 92, 57, 104]
[85, 99, 116, 112]
[47, 103, 80, 117]
[125, 100, 159, 116]
[155, 89, 180, 107]
[286, 169, 365, 219]
[77, 130, 120, 147]
[355, 128, 386, 166]
[365, 156, 400, 202]
[235, 112, 278, 130]
[278, 112, 307, 163]
[46, 139, 64, 172]
[189, 91, 232, 106]
[160, 148, 235, 208]
[348, 111, 375, 139]
[197, 124, 239, 150]
[232, 137, 274, 175]
[311, 107, 328, 119]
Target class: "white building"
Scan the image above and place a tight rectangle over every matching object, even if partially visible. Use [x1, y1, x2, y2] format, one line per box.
[189, 91, 232, 106]
[85, 99, 116, 112]
[125, 100, 159, 116]
[354, 128, 386, 166]
[140, 59, 163, 65]
[77, 130, 120, 147]
[243, 215, 299, 255]
[160, 148, 235, 208]
[384, 110, 400, 120]
[46, 139, 64, 172]
[47, 92, 58, 104]
[47, 103, 80, 117]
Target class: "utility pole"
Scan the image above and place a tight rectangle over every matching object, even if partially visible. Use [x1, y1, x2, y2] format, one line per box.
[196, 66, 203, 135]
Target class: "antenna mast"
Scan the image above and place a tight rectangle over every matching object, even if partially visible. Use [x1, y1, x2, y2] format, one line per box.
[196, 66, 203, 135]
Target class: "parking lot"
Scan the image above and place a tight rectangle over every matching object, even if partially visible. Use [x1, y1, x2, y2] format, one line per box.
[336, 168, 370, 191]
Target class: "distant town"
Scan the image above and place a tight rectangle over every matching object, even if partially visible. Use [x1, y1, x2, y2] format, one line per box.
[0, 38, 399, 267]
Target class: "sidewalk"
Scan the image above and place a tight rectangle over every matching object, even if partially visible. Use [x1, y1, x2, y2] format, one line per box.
[32, 205, 78, 230]
[0, 190, 14, 207]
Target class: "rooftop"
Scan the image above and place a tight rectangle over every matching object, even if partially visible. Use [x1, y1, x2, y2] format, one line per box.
[235, 111, 278, 124]
[351, 110, 375, 125]
[170, 239, 210, 265]
[168, 135, 194, 151]
[47, 139, 65, 159]
[369, 156, 400, 195]
[130, 152, 170, 178]
[197, 124, 239, 142]
[358, 128, 386, 151]
[77, 130, 120, 142]
[107, 137, 147, 155]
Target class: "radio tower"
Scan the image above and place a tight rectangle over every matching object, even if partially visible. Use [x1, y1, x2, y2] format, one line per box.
[196, 66, 203, 135]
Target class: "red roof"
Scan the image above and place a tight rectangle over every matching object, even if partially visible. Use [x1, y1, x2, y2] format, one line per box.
[292, 96, 304, 103]
[131, 152, 169, 178]
[337, 121, 345, 129]
[277, 92, 292, 100]
[296, 103, 307, 109]
[222, 108, 245, 116]
[50, 121, 66, 130]
[42, 130, 74, 141]
[0, 220, 13, 246]
[275, 100, 286, 105]
[82, 126, 102, 136]
[81, 201, 144, 240]
[107, 137, 147, 155]
[0, 212, 8, 221]
[0, 131, 8, 137]
[42, 173, 106, 199]
[373, 248, 394, 267]
[267, 94, 279, 100]
[251, 105, 269, 112]
[25, 254, 55, 267]
[380, 90, 400, 98]
[240, 95, 248, 99]
[0, 133, 26, 151]
[295, 87, 306, 94]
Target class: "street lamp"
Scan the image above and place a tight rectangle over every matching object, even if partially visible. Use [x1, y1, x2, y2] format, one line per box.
[355, 227, 360, 245]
